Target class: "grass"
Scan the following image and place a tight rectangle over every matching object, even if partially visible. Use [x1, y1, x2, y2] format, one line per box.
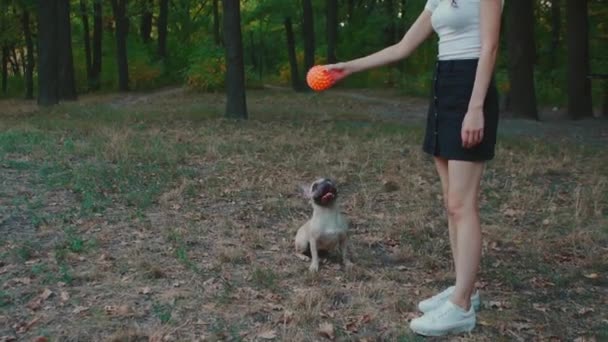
[0, 88, 606, 341]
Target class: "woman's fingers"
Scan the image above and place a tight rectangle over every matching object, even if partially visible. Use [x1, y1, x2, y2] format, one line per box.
[462, 128, 484, 148]
[461, 129, 470, 148]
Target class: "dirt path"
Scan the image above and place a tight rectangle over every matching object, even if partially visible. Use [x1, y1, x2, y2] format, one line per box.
[2, 85, 606, 147]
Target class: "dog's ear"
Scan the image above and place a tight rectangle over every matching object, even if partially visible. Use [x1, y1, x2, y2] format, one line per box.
[298, 183, 312, 199]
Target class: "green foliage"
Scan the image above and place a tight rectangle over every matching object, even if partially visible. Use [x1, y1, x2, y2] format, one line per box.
[185, 42, 226, 92]
[152, 302, 173, 324]
[0, 0, 605, 109]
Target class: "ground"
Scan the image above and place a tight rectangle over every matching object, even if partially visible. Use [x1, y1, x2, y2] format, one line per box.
[0, 87, 606, 342]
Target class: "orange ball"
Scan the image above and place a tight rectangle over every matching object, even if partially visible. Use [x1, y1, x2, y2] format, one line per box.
[306, 65, 336, 92]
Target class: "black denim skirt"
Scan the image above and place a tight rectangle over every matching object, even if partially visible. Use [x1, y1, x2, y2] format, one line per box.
[422, 59, 499, 161]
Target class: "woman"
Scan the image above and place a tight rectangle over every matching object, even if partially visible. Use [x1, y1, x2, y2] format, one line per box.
[326, 0, 503, 337]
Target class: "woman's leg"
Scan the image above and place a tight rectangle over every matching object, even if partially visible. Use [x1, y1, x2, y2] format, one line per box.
[446, 160, 485, 310]
[433, 157, 458, 275]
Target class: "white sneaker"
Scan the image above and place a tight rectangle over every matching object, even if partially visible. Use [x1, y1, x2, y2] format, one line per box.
[418, 286, 480, 313]
[409, 300, 476, 336]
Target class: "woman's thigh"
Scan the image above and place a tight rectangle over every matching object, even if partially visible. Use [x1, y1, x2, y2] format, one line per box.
[447, 160, 485, 209]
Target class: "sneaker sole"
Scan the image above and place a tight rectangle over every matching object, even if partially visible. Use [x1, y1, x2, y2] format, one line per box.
[411, 321, 476, 337]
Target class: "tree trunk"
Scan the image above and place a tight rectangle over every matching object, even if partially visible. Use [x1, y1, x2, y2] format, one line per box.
[1, 46, 7, 94]
[213, 0, 221, 45]
[10, 48, 21, 76]
[57, 0, 77, 100]
[505, 0, 538, 119]
[141, 0, 153, 43]
[603, 85, 607, 118]
[326, 0, 338, 63]
[302, 0, 315, 73]
[550, 0, 561, 67]
[222, 0, 248, 119]
[0, 1, 5, 94]
[92, 0, 102, 90]
[80, 0, 93, 90]
[22, 9, 34, 99]
[284, 17, 303, 92]
[37, 0, 59, 105]
[384, 0, 396, 45]
[158, 0, 168, 59]
[111, 0, 129, 91]
[566, 0, 592, 119]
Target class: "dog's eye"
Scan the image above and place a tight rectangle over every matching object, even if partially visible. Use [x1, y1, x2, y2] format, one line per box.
[312, 183, 319, 192]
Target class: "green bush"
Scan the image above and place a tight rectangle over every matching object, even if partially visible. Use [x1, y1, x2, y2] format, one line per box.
[185, 43, 226, 92]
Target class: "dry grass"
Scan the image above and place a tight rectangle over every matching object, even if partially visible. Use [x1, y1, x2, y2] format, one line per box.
[0, 89, 606, 341]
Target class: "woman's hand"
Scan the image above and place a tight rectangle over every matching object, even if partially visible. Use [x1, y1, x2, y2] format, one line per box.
[461, 107, 484, 148]
[324, 62, 356, 82]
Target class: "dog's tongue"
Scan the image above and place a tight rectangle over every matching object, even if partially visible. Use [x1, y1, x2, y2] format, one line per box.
[322, 193, 335, 202]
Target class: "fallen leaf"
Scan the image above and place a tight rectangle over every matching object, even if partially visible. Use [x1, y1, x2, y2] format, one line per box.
[139, 286, 152, 295]
[104, 305, 132, 317]
[0, 265, 13, 275]
[268, 303, 283, 311]
[12, 277, 31, 285]
[279, 310, 294, 324]
[0, 336, 17, 342]
[574, 337, 597, 342]
[533, 303, 549, 313]
[257, 330, 277, 340]
[487, 301, 506, 310]
[584, 273, 599, 279]
[318, 322, 335, 340]
[33, 337, 48, 342]
[15, 316, 40, 333]
[73, 306, 88, 314]
[26, 289, 53, 310]
[40, 289, 53, 300]
[577, 307, 594, 316]
[60, 291, 69, 302]
[403, 312, 419, 322]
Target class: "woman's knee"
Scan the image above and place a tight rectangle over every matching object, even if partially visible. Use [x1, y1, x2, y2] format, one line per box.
[447, 192, 477, 221]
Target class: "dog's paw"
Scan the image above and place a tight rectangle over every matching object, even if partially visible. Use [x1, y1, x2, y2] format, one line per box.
[296, 253, 311, 262]
[309, 263, 319, 273]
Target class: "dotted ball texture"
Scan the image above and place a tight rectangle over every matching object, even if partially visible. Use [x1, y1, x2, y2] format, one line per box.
[306, 65, 335, 91]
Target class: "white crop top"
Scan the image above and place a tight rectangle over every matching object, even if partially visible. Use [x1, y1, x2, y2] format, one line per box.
[424, 0, 503, 61]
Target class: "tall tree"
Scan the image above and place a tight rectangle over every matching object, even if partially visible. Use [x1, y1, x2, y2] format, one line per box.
[566, 0, 592, 119]
[57, 0, 77, 100]
[213, 0, 221, 45]
[550, 0, 561, 67]
[158, 0, 168, 59]
[80, 0, 93, 90]
[141, 0, 153, 43]
[222, 0, 248, 119]
[1, 0, 7, 94]
[22, 7, 34, 99]
[37, 0, 59, 105]
[302, 0, 315, 73]
[285, 17, 303, 91]
[1, 46, 7, 95]
[111, 0, 129, 91]
[505, 0, 538, 119]
[91, 0, 102, 90]
[326, 0, 338, 63]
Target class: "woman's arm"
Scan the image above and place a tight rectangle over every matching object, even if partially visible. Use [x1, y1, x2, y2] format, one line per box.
[326, 10, 434, 76]
[461, 0, 502, 148]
